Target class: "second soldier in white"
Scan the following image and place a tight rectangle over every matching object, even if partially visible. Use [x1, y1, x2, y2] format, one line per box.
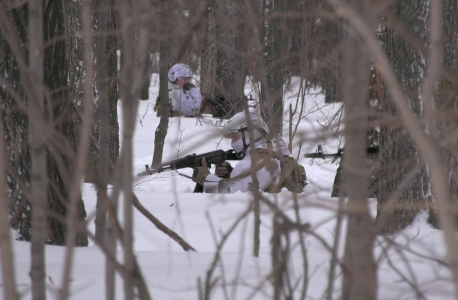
[168, 63, 203, 117]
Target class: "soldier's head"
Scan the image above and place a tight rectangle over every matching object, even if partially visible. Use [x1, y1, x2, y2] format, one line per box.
[223, 111, 269, 154]
[168, 63, 193, 88]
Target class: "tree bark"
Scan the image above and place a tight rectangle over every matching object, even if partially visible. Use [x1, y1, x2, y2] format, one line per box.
[0, 4, 32, 242]
[431, 0, 458, 228]
[118, 0, 151, 298]
[94, 0, 110, 243]
[0, 122, 19, 300]
[152, 0, 172, 169]
[339, 0, 377, 299]
[200, 1, 216, 96]
[60, 0, 94, 297]
[375, 0, 430, 234]
[44, 0, 88, 247]
[103, 2, 119, 300]
[106, 0, 119, 184]
[261, 0, 285, 135]
[28, 1, 48, 299]
[214, 0, 247, 117]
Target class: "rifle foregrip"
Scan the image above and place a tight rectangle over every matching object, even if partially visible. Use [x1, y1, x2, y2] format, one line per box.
[304, 154, 325, 158]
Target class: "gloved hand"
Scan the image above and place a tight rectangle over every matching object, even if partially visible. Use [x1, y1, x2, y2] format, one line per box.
[215, 161, 233, 178]
[183, 82, 195, 91]
[192, 157, 210, 185]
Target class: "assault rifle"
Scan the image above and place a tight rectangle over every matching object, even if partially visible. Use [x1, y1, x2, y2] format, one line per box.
[137, 149, 241, 177]
[304, 145, 379, 159]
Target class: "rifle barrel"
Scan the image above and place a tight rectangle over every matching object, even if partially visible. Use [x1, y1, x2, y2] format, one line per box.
[304, 146, 379, 159]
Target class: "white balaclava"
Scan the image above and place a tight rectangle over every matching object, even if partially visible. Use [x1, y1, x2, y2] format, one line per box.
[231, 129, 266, 154]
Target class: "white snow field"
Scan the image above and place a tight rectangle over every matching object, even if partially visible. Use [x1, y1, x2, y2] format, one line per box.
[4, 76, 455, 300]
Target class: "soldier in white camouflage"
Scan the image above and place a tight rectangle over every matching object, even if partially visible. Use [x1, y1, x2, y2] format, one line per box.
[167, 63, 203, 117]
[191, 111, 293, 193]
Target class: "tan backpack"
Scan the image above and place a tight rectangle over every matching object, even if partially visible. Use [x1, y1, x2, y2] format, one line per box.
[279, 157, 307, 193]
[255, 146, 308, 193]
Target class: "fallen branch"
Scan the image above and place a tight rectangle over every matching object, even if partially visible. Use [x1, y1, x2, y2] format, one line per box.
[132, 193, 197, 252]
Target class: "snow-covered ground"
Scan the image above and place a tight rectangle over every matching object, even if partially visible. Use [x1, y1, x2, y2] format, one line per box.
[4, 76, 455, 299]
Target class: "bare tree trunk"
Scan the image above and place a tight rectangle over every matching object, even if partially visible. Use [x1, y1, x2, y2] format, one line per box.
[339, 0, 377, 299]
[214, 0, 247, 117]
[43, 0, 88, 246]
[329, 0, 458, 295]
[28, 1, 48, 299]
[0, 3, 32, 243]
[200, 1, 216, 96]
[0, 124, 19, 300]
[120, 99, 137, 300]
[375, 0, 430, 234]
[104, 4, 119, 299]
[60, 0, 95, 298]
[118, 0, 151, 297]
[152, 0, 172, 169]
[430, 0, 458, 228]
[107, 0, 120, 184]
[261, 0, 285, 135]
[242, 0, 275, 258]
[94, 0, 110, 243]
[104, 159, 123, 300]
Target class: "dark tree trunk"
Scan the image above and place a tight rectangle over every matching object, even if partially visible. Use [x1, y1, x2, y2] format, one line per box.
[86, 0, 119, 185]
[0, 5, 31, 241]
[0, 126, 19, 300]
[29, 1, 48, 299]
[152, 0, 172, 169]
[44, 0, 88, 246]
[200, 1, 216, 96]
[375, 0, 430, 234]
[283, 1, 344, 103]
[94, 0, 110, 243]
[107, 0, 120, 184]
[320, 21, 344, 104]
[104, 2, 119, 292]
[214, 0, 247, 117]
[1, 0, 95, 251]
[430, 0, 458, 228]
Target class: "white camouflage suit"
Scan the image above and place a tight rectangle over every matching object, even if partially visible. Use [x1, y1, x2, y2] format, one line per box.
[202, 112, 292, 193]
[168, 82, 202, 116]
[204, 141, 281, 193]
[168, 63, 202, 116]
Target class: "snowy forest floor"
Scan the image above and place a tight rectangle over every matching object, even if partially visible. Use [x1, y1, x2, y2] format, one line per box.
[5, 76, 455, 300]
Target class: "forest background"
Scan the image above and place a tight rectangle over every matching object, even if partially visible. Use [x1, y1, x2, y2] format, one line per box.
[1, 0, 458, 299]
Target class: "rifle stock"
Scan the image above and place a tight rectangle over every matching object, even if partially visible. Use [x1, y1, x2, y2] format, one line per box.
[137, 149, 241, 177]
